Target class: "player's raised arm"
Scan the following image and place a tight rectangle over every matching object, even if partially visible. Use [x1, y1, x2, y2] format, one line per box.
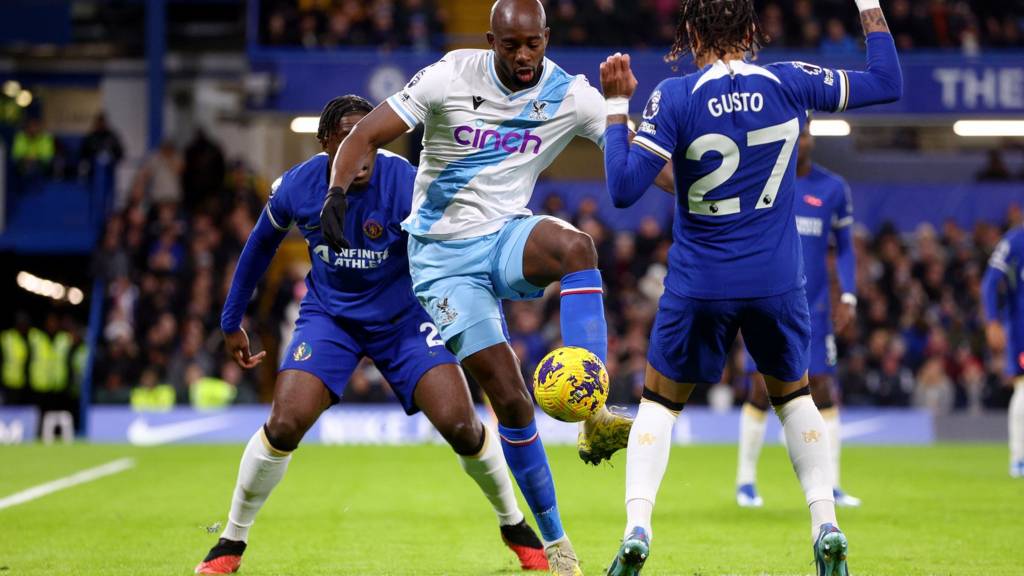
[600, 53, 670, 208]
[846, 0, 903, 107]
[322, 57, 453, 252]
[783, 0, 902, 114]
[220, 201, 290, 368]
[320, 104, 408, 252]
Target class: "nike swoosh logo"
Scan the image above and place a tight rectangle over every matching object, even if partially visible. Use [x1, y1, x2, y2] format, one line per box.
[127, 415, 233, 446]
[835, 416, 887, 440]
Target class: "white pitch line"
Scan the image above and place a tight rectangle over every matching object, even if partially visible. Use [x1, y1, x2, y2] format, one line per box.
[0, 457, 135, 511]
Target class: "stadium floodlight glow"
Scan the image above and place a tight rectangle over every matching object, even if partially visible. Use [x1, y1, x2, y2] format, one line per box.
[14, 90, 32, 108]
[16, 271, 84, 305]
[953, 120, 1024, 138]
[3, 80, 21, 98]
[809, 119, 851, 137]
[290, 116, 320, 134]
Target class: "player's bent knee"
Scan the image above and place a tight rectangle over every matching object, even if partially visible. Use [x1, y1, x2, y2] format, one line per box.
[437, 416, 484, 456]
[264, 415, 309, 452]
[562, 229, 598, 270]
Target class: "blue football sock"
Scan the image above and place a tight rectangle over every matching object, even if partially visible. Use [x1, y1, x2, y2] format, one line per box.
[560, 269, 608, 363]
[498, 421, 564, 543]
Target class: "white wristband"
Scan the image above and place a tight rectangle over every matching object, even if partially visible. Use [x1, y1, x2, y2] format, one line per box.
[854, 0, 880, 11]
[606, 97, 630, 116]
[840, 293, 858, 307]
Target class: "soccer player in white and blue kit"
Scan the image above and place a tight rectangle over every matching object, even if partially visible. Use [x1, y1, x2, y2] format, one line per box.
[736, 120, 862, 509]
[195, 96, 549, 574]
[319, 2, 668, 573]
[982, 228, 1024, 478]
[599, 0, 901, 574]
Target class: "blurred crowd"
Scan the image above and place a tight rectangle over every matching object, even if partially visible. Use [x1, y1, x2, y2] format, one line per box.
[89, 131, 269, 410]
[257, 0, 1024, 53]
[497, 196, 1019, 414]
[259, 0, 447, 51]
[80, 180, 1021, 414]
[757, 0, 1022, 54]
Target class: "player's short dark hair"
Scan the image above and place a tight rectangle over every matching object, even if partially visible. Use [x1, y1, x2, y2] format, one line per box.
[317, 95, 374, 146]
[667, 0, 767, 64]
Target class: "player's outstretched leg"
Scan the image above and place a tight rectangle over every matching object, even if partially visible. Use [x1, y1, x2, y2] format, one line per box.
[413, 364, 547, 571]
[736, 373, 769, 507]
[195, 371, 329, 575]
[520, 218, 629, 465]
[766, 375, 848, 575]
[1010, 378, 1024, 478]
[461, 344, 581, 576]
[608, 366, 690, 576]
[811, 376, 859, 506]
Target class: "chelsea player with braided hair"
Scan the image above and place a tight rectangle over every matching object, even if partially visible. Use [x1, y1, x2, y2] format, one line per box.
[194, 95, 548, 575]
[600, 0, 901, 574]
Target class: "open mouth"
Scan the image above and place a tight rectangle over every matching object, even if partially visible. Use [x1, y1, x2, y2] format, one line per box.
[515, 67, 535, 83]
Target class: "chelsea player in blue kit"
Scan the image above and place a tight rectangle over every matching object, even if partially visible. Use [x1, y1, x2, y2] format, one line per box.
[981, 228, 1024, 479]
[736, 120, 862, 509]
[195, 96, 549, 575]
[599, 0, 901, 574]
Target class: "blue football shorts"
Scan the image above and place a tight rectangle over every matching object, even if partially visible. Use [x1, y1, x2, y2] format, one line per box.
[278, 298, 456, 414]
[407, 215, 549, 361]
[742, 309, 834, 378]
[649, 287, 812, 384]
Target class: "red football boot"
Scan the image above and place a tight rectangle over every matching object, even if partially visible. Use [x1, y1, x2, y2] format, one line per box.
[195, 538, 246, 574]
[500, 520, 550, 571]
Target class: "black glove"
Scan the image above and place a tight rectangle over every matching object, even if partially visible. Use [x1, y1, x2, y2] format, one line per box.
[320, 186, 350, 252]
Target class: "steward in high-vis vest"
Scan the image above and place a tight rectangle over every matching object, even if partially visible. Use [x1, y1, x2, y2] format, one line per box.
[0, 314, 32, 405]
[130, 369, 176, 412]
[28, 320, 72, 395]
[186, 363, 236, 410]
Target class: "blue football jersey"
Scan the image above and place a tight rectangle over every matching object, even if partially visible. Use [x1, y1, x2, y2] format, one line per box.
[633, 59, 852, 299]
[266, 150, 419, 324]
[988, 229, 1024, 350]
[795, 165, 853, 317]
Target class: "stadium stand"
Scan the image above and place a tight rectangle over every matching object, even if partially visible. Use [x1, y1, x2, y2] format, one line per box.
[254, 0, 1024, 51]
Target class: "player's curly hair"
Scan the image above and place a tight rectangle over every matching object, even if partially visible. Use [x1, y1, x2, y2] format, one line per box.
[666, 0, 768, 64]
[317, 94, 374, 147]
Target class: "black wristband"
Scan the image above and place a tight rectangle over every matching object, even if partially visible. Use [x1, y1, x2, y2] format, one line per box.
[328, 186, 347, 197]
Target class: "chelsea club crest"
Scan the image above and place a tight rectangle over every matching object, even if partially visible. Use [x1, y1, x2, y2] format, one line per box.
[292, 342, 312, 362]
[363, 219, 384, 240]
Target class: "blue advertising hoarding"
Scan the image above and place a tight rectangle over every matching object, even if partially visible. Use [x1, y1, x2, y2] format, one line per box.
[86, 405, 934, 446]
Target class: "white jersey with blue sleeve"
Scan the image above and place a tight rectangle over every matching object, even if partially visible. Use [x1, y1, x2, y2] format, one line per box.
[386, 49, 606, 241]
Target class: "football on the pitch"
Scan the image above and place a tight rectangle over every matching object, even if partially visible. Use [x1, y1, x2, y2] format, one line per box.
[532, 346, 609, 422]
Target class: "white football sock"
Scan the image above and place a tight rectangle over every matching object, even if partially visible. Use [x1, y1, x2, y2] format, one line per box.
[1010, 380, 1024, 464]
[736, 403, 768, 486]
[458, 425, 524, 527]
[221, 427, 292, 543]
[624, 400, 678, 540]
[821, 407, 841, 487]
[773, 394, 836, 540]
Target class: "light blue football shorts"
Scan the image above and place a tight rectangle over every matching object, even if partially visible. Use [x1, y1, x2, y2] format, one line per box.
[407, 215, 548, 361]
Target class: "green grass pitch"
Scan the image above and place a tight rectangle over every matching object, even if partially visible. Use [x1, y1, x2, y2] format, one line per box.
[1, 443, 1021, 575]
